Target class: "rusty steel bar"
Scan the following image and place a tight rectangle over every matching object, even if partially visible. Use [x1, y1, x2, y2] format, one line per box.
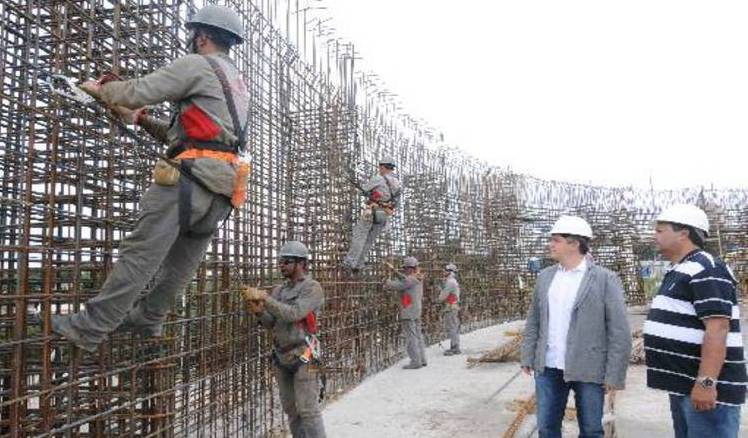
[1, 1, 747, 437]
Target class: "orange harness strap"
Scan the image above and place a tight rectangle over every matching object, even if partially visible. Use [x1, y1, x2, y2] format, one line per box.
[175, 149, 251, 208]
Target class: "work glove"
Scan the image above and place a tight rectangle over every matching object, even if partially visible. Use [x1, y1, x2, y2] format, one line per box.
[240, 286, 268, 302]
[78, 80, 102, 99]
[79, 72, 122, 100]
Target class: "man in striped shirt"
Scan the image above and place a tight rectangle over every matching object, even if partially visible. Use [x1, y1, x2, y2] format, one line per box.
[644, 204, 746, 438]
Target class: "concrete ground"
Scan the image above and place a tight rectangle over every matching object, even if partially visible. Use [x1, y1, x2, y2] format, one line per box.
[323, 306, 748, 437]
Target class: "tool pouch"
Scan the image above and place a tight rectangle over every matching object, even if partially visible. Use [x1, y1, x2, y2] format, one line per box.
[153, 158, 181, 186]
[272, 344, 307, 373]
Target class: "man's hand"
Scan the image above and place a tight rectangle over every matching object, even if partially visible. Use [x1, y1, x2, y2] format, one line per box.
[240, 286, 268, 302]
[79, 80, 102, 99]
[111, 106, 136, 124]
[604, 384, 619, 394]
[247, 300, 265, 314]
[691, 383, 717, 411]
[521, 366, 533, 376]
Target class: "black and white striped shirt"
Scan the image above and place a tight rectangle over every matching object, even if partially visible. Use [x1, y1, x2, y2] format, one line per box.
[644, 249, 747, 405]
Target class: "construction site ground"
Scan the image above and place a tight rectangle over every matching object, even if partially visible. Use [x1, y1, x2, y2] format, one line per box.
[324, 306, 748, 437]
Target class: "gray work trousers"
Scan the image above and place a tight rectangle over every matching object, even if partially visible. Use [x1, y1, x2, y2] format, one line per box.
[444, 310, 460, 349]
[343, 209, 388, 269]
[401, 319, 427, 366]
[57, 180, 231, 347]
[274, 364, 327, 438]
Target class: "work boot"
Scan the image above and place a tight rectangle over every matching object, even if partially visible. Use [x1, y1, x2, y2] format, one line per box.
[51, 315, 99, 353]
[402, 362, 422, 370]
[116, 309, 163, 337]
[444, 347, 461, 356]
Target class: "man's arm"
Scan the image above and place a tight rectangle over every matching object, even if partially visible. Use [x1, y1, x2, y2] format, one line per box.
[691, 317, 729, 410]
[137, 115, 170, 144]
[264, 283, 324, 323]
[520, 278, 542, 373]
[699, 317, 729, 378]
[100, 54, 206, 109]
[256, 309, 276, 329]
[689, 264, 735, 410]
[384, 278, 406, 291]
[603, 272, 632, 389]
[438, 279, 457, 302]
[360, 175, 380, 193]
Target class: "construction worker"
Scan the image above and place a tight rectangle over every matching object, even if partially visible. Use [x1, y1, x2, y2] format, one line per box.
[51, 5, 249, 352]
[242, 241, 326, 438]
[644, 204, 746, 438]
[385, 256, 427, 369]
[520, 215, 631, 438]
[342, 157, 401, 273]
[438, 263, 461, 356]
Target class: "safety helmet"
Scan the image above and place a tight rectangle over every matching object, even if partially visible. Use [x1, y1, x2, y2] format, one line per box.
[656, 204, 709, 235]
[379, 157, 396, 168]
[403, 256, 419, 268]
[550, 215, 593, 239]
[279, 241, 310, 259]
[445, 263, 458, 272]
[186, 5, 244, 44]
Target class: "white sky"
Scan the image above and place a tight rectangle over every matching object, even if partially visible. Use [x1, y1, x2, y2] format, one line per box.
[322, 0, 748, 189]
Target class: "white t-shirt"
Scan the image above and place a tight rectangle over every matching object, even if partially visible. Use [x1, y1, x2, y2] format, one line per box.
[545, 258, 588, 370]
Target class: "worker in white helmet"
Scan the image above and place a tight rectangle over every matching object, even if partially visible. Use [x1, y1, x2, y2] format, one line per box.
[644, 204, 746, 437]
[521, 215, 631, 438]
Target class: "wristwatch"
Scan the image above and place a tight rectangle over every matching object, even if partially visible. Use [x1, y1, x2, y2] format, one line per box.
[696, 376, 716, 389]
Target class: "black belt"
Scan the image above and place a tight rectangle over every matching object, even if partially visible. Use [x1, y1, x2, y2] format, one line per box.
[274, 341, 306, 354]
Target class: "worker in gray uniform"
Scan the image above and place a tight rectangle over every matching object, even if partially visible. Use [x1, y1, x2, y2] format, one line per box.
[342, 157, 402, 272]
[51, 5, 250, 352]
[385, 256, 427, 369]
[438, 263, 461, 355]
[243, 241, 326, 438]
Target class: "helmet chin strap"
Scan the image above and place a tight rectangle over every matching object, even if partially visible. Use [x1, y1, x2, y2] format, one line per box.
[186, 29, 199, 54]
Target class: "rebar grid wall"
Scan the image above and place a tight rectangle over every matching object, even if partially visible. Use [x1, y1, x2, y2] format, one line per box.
[1, 1, 747, 436]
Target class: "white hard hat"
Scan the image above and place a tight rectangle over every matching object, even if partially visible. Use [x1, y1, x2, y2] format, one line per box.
[186, 5, 244, 44]
[379, 157, 396, 167]
[279, 241, 310, 259]
[656, 204, 709, 235]
[550, 215, 593, 239]
[403, 256, 419, 268]
[445, 263, 458, 272]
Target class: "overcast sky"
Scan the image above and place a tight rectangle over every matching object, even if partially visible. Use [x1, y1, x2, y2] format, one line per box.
[322, 0, 747, 189]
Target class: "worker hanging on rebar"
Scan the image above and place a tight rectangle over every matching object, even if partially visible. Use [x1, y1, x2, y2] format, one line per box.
[51, 5, 250, 353]
[385, 257, 427, 369]
[438, 263, 461, 356]
[520, 216, 631, 437]
[342, 157, 402, 273]
[242, 241, 327, 438]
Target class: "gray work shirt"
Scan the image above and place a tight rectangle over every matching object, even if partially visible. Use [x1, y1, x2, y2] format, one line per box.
[437, 274, 461, 311]
[259, 274, 325, 350]
[385, 275, 423, 320]
[362, 173, 401, 207]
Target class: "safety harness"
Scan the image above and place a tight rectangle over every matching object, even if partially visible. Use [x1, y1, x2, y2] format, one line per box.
[165, 55, 251, 236]
[272, 310, 327, 401]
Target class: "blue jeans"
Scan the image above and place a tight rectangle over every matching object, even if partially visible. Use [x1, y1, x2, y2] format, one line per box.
[535, 367, 604, 438]
[669, 394, 741, 438]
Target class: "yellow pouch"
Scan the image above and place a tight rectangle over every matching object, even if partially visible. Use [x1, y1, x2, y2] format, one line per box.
[153, 158, 181, 186]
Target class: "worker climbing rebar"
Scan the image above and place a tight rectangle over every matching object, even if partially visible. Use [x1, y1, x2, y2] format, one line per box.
[342, 157, 402, 273]
[51, 5, 250, 353]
